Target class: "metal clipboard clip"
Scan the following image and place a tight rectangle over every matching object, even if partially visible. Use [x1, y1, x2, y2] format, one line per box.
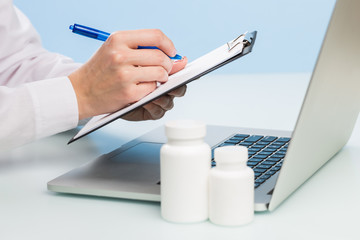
[227, 31, 255, 52]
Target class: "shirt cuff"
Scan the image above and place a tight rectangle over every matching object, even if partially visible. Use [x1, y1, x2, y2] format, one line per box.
[26, 77, 79, 139]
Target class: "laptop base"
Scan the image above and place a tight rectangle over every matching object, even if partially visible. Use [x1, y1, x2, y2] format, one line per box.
[48, 125, 292, 212]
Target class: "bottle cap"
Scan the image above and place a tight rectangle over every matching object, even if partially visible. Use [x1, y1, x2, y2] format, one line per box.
[165, 120, 206, 140]
[214, 146, 248, 164]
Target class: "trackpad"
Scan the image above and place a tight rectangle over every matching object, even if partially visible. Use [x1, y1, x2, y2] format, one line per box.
[110, 142, 162, 164]
[84, 142, 163, 184]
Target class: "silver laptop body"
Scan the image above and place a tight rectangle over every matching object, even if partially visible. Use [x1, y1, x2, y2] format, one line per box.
[48, 0, 360, 211]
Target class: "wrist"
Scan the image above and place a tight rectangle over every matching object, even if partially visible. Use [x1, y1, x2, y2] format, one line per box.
[69, 70, 92, 120]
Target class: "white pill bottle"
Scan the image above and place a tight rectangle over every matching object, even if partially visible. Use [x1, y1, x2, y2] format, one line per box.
[160, 120, 211, 223]
[209, 146, 254, 226]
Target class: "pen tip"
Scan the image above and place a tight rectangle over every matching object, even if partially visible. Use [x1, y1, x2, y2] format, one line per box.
[67, 138, 74, 144]
[69, 25, 74, 31]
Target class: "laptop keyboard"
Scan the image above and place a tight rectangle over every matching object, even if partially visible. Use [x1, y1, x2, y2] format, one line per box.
[211, 134, 290, 188]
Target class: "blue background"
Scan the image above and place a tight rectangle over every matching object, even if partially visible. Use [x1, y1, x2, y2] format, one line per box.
[14, 0, 335, 74]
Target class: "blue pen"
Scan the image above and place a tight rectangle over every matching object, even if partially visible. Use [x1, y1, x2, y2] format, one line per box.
[69, 24, 182, 60]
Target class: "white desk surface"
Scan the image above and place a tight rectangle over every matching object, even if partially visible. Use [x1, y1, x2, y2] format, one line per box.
[1, 73, 359, 240]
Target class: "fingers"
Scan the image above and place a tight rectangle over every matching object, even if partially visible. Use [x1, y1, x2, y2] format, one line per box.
[169, 57, 188, 75]
[142, 102, 167, 120]
[133, 66, 168, 84]
[121, 103, 166, 121]
[128, 49, 173, 73]
[121, 85, 187, 121]
[167, 85, 187, 97]
[109, 29, 177, 58]
[133, 82, 157, 102]
[143, 94, 175, 119]
[136, 95, 174, 120]
[152, 95, 174, 110]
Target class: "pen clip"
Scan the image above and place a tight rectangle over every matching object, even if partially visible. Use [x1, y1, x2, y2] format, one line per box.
[227, 31, 254, 52]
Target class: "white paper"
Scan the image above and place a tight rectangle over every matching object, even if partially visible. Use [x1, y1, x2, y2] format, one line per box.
[71, 35, 246, 142]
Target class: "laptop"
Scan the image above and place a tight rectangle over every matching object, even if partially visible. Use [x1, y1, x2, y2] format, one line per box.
[48, 0, 360, 211]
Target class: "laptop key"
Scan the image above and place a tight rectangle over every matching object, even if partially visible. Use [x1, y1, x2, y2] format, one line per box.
[245, 135, 264, 142]
[234, 134, 250, 139]
[277, 137, 291, 142]
[262, 136, 278, 142]
[257, 164, 273, 169]
[247, 161, 258, 167]
[253, 141, 267, 145]
[239, 142, 253, 147]
[254, 168, 267, 173]
[262, 173, 273, 179]
[219, 143, 237, 147]
[272, 166, 281, 171]
[266, 157, 282, 162]
[249, 150, 261, 156]
[253, 154, 270, 159]
[259, 175, 270, 181]
[224, 139, 240, 144]
[261, 161, 276, 166]
[272, 153, 285, 158]
[271, 142, 286, 147]
[262, 147, 277, 152]
[267, 170, 277, 176]
[249, 146, 262, 151]
[255, 178, 266, 184]
[258, 150, 275, 155]
[249, 158, 264, 164]
[267, 145, 281, 149]
[251, 145, 267, 150]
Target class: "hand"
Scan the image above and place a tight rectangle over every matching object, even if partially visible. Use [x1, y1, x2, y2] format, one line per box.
[69, 29, 181, 120]
[122, 82, 187, 121]
[122, 56, 187, 121]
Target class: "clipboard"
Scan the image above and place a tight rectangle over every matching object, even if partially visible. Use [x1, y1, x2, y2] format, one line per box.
[68, 31, 257, 144]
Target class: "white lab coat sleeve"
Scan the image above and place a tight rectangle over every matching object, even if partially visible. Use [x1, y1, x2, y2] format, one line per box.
[0, 2, 83, 86]
[0, 77, 79, 151]
[0, 1, 82, 151]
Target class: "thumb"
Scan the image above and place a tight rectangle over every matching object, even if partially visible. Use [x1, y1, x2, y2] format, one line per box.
[169, 56, 188, 75]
